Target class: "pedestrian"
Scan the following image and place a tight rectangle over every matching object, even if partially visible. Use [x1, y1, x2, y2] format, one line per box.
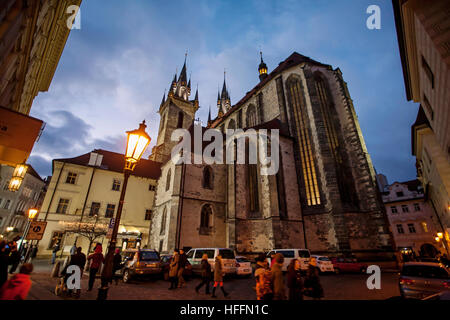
[8, 245, 20, 274]
[51, 242, 60, 264]
[168, 249, 179, 290]
[113, 248, 122, 285]
[177, 249, 187, 288]
[211, 255, 228, 298]
[64, 247, 86, 297]
[87, 244, 104, 291]
[304, 257, 323, 300]
[30, 245, 38, 259]
[271, 253, 286, 300]
[254, 254, 273, 301]
[195, 253, 211, 294]
[0, 263, 33, 300]
[287, 259, 303, 300]
[0, 241, 9, 288]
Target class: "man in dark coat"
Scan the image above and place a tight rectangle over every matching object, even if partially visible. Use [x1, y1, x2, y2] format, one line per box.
[177, 249, 187, 288]
[112, 248, 122, 285]
[0, 241, 9, 288]
[195, 253, 211, 294]
[8, 245, 20, 274]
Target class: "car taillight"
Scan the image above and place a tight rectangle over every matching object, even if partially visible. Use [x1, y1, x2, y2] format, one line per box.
[443, 281, 450, 288]
[399, 278, 415, 285]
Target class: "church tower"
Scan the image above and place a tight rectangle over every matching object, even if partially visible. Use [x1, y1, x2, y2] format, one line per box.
[258, 51, 268, 81]
[150, 55, 199, 163]
[217, 72, 231, 118]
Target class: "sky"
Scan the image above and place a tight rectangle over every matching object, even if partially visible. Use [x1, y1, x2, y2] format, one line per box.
[28, 0, 419, 185]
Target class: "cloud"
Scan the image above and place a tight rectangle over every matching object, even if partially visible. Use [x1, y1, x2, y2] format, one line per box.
[27, 0, 418, 183]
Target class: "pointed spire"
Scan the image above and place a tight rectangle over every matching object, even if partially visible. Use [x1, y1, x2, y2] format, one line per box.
[221, 69, 229, 100]
[188, 77, 191, 89]
[258, 50, 268, 81]
[194, 84, 198, 101]
[160, 89, 166, 106]
[179, 52, 188, 84]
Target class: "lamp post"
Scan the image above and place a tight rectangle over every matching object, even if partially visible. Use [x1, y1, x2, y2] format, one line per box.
[18, 208, 38, 257]
[97, 121, 151, 300]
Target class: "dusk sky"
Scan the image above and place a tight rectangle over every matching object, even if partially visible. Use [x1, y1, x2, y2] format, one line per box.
[28, 0, 419, 184]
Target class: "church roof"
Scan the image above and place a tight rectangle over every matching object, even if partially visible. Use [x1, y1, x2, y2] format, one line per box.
[211, 52, 330, 127]
[54, 149, 162, 180]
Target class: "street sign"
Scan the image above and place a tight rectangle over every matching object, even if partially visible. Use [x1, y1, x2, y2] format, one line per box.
[106, 218, 115, 239]
[26, 221, 47, 240]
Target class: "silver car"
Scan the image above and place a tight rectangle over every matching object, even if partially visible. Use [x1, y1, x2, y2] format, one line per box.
[399, 262, 450, 299]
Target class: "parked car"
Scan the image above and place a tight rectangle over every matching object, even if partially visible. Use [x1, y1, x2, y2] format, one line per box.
[331, 257, 367, 274]
[186, 248, 236, 275]
[235, 256, 252, 277]
[120, 249, 162, 283]
[399, 262, 450, 299]
[312, 255, 334, 273]
[266, 249, 311, 271]
[160, 254, 192, 280]
[422, 291, 450, 300]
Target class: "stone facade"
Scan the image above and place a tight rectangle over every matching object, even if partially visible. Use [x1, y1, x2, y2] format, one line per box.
[148, 52, 394, 260]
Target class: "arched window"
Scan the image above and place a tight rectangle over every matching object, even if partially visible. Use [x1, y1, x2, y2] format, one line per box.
[160, 207, 167, 235]
[314, 73, 357, 207]
[202, 166, 213, 189]
[165, 169, 171, 191]
[227, 119, 236, 130]
[199, 204, 212, 234]
[246, 104, 258, 127]
[177, 111, 184, 129]
[286, 76, 321, 206]
[247, 139, 259, 216]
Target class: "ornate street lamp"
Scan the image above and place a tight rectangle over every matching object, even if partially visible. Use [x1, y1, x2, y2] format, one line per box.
[98, 121, 150, 300]
[8, 164, 28, 192]
[18, 208, 39, 253]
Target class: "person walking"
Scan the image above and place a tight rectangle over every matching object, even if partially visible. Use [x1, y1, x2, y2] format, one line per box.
[287, 259, 303, 300]
[8, 245, 20, 274]
[87, 245, 104, 291]
[112, 248, 122, 285]
[254, 254, 273, 301]
[0, 263, 33, 300]
[304, 257, 323, 300]
[195, 254, 211, 294]
[0, 241, 9, 289]
[211, 255, 228, 298]
[271, 253, 286, 300]
[51, 242, 60, 264]
[168, 250, 179, 290]
[177, 249, 187, 288]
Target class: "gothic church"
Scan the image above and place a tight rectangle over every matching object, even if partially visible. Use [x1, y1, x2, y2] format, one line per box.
[147, 52, 394, 260]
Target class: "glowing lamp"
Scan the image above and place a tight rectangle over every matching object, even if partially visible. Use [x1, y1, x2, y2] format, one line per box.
[125, 121, 151, 171]
[8, 164, 28, 192]
[435, 237, 440, 242]
[6, 227, 14, 232]
[28, 208, 38, 220]
[437, 232, 443, 239]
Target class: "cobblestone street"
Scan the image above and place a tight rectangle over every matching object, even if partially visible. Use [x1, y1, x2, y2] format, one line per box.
[25, 259, 400, 300]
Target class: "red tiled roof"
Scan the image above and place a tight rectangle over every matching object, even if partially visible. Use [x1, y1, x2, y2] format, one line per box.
[211, 52, 330, 128]
[54, 149, 162, 180]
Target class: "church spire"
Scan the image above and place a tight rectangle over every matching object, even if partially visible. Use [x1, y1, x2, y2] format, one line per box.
[258, 51, 268, 81]
[160, 89, 166, 107]
[207, 105, 212, 124]
[179, 52, 188, 85]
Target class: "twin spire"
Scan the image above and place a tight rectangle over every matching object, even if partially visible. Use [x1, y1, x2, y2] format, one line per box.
[162, 51, 269, 123]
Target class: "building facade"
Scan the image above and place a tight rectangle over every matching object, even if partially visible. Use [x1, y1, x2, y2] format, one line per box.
[37, 149, 161, 256]
[382, 179, 443, 258]
[148, 52, 394, 260]
[393, 0, 450, 243]
[0, 164, 45, 238]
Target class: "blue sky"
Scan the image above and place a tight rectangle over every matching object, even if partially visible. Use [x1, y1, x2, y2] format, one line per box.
[28, 0, 419, 184]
